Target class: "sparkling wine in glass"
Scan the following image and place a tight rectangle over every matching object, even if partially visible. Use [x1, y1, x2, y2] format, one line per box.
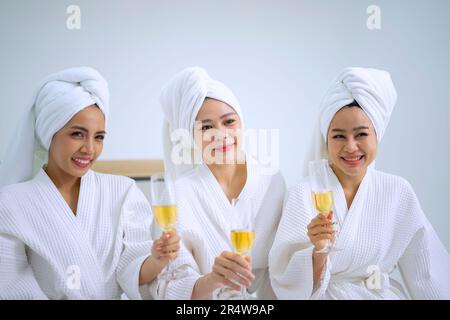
[217, 198, 255, 300]
[150, 173, 179, 281]
[309, 159, 341, 253]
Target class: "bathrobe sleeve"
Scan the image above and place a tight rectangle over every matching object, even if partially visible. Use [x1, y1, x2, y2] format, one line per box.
[116, 182, 154, 300]
[148, 189, 204, 300]
[148, 239, 202, 300]
[0, 233, 48, 299]
[248, 171, 286, 299]
[269, 183, 332, 299]
[397, 182, 450, 299]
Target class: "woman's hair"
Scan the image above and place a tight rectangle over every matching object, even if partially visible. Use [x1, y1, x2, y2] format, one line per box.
[345, 100, 362, 108]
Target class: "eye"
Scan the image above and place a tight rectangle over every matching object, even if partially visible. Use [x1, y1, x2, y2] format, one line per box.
[201, 125, 213, 131]
[356, 132, 368, 138]
[224, 118, 236, 126]
[332, 135, 345, 140]
[71, 131, 84, 138]
[96, 134, 105, 141]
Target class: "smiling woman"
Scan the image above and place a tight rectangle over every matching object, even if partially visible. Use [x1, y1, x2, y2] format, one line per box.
[269, 67, 450, 300]
[0, 67, 180, 299]
[153, 67, 286, 300]
[326, 104, 377, 205]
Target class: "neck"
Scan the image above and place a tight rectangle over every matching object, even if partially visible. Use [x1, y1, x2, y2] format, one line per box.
[207, 163, 246, 187]
[44, 162, 80, 193]
[331, 164, 367, 208]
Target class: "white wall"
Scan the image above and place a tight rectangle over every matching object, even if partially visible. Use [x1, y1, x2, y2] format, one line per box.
[1, 0, 449, 251]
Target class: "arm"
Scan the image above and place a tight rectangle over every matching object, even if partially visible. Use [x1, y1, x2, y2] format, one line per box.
[269, 185, 333, 299]
[0, 234, 48, 299]
[398, 224, 450, 299]
[397, 181, 450, 299]
[312, 250, 329, 286]
[138, 230, 181, 285]
[116, 183, 158, 299]
[191, 253, 254, 300]
[308, 213, 334, 287]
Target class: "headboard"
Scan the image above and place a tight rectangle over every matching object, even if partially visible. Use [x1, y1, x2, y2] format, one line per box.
[91, 160, 164, 180]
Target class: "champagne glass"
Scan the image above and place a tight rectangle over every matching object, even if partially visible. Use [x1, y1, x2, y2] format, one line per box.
[218, 198, 255, 300]
[150, 173, 178, 281]
[309, 159, 341, 253]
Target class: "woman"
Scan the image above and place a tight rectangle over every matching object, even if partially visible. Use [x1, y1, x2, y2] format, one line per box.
[0, 67, 180, 299]
[269, 67, 450, 300]
[152, 67, 286, 299]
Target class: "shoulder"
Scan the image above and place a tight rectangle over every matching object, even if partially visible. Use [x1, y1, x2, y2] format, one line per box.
[89, 170, 136, 192]
[175, 169, 197, 184]
[0, 179, 39, 205]
[287, 177, 310, 197]
[0, 180, 39, 225]
[173, 167, 202, 192]
[250, 157, 286, 189]
[0, 180, 34, 195]
[371, 170, 415, 194]
[282, 178, 311, 209]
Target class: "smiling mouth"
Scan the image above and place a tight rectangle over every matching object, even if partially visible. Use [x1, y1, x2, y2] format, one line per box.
[71, 157, 92, 169]
[214, 141, 236, 153]
[341, 155, 365, 166]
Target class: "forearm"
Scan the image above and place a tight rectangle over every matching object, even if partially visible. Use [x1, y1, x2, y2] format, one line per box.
[312, 251, 328, 287]
[191, 274, 220, 300]
[138, 256, 166, 285]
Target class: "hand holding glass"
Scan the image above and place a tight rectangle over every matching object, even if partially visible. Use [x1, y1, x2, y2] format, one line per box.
[150, 173, 179, 280]
[218, 198, 255, 299]
[309, 159, 341, 253]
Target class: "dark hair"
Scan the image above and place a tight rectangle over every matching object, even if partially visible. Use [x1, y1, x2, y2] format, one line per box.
[345, 100, 362, 108]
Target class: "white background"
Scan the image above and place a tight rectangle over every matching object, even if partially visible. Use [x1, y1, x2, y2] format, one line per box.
[1, 0, 449, 252]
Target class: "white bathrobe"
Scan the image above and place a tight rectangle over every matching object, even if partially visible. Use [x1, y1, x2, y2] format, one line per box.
[151, 160, 286, 300]
[0, 168, 154, 300]
[269, 168, 450, 300]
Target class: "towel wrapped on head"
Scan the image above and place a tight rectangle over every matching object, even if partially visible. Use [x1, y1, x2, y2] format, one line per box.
[0, 66, 109, 188]
[307, 67, 397, 168]
[160, 67, 243, 178]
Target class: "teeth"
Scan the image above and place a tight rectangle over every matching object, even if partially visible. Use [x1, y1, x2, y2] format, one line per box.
[216, 143, 234, 149]
[344, 156, 362, 161]
[73, 158, 90, 165]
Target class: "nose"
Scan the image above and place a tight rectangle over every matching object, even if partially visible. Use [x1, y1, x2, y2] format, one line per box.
[343, 137, 359, 153]
[80, 137, 95, 154]
[209, 126, 231, 142]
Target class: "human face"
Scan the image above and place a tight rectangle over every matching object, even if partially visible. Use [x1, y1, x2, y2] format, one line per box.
[327, 106, 377, 181]
[47, 105, 105, 179]
[194, 98, 243, 165]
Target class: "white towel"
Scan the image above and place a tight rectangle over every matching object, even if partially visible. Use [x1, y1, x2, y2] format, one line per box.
[0, 67, 109, 188]
[160, 67, 243, 178]
[304, 67, 397, 175]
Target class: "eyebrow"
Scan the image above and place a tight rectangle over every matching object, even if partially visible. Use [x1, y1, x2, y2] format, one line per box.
[197, 112, 237, 123]
[331, 126, 369, 133]
[71, 126, 106, 134]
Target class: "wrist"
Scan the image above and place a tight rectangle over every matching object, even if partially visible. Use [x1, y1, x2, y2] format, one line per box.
[192, 274, 216, 300]
[202, 273, 220, 292]
[148, 255, 168, 271]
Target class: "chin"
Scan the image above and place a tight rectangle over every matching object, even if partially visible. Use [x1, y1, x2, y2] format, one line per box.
[343, 166, 367, 178]
[68, 164, 90, 177]
[71, 169, 88, 178]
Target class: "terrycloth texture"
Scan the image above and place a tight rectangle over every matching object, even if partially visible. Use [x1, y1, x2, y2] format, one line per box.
[0, 169, 154, 300]
[160, 67, 243, 178]
[0, 67, 109, 188]
[307, 67, 397, 171]
[269, 168, 450, 300]
[150, 159, 286, 299]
